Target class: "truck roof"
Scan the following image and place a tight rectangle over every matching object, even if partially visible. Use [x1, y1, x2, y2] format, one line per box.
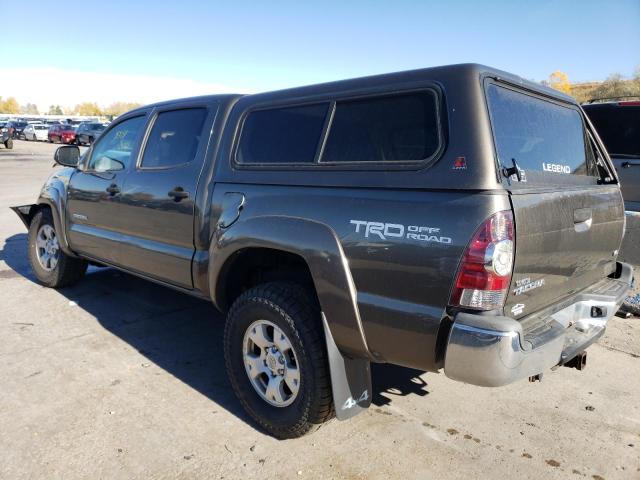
[126, 94, 242, 116]
[242, 63, 575, 105]
[124, 64, 574, 118]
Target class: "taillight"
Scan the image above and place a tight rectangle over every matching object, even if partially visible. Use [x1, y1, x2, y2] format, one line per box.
[449, 210, 514, 310]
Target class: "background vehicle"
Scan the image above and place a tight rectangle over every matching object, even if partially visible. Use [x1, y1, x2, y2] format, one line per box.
[583, 99, 640, 211]
[0, 123, 12, 149]
[6, 121, 28, 139]
[48, 124, 77, 144]
[23, 124, 50, 141]
[11, 64, 632, 439]
[75, 122, 107, 145]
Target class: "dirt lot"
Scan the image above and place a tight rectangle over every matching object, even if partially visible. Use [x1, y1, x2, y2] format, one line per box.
[1, 140, 639, 480]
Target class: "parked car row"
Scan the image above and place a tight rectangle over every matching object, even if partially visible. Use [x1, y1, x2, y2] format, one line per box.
[1, 120, 109, 145]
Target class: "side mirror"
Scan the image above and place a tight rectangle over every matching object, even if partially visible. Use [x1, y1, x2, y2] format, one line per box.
[54, 145, 80, 167]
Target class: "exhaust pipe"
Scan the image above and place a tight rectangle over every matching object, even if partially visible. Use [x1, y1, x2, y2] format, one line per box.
[563, 351, 587, 371]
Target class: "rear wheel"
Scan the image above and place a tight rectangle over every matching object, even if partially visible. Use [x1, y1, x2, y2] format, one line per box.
[224, 283, 334, 439]
[28, 209, 87, 288]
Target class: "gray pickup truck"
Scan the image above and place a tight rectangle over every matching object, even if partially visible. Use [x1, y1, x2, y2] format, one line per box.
[12, 64, 633, 439]
[583, 100, 640, 211]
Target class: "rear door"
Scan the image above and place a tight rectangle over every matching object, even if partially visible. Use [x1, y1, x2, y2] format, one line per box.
[116, 103, 216, 287]
[485, 82, 624, 319]
[583, 103, 640, 211]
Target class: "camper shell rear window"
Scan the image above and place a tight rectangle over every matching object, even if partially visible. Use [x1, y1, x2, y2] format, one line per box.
[486, 83, 598, 185]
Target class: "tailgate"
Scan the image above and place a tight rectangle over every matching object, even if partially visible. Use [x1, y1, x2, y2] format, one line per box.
[506, 186, 623, 318]
[485, 81, 625, 319]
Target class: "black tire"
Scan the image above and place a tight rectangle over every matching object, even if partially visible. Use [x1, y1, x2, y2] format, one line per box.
[27, 209, 88, 288]
[224, 282, 334, 439]
[621, 295, 640, 316]
[5, 138, 13, 149]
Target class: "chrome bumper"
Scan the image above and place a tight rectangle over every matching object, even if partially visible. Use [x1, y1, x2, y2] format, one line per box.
[444, 262, 633, 387]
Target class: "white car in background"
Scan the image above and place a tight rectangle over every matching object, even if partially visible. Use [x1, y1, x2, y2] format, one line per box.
[23, 124, 49, 141]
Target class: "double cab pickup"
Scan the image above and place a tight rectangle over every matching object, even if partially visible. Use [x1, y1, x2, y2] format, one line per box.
[12, 64, 633, 438]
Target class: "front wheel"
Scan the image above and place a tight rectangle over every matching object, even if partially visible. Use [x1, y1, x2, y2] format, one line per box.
[224, 283, 334, 439]
[28, 209, 87, 287]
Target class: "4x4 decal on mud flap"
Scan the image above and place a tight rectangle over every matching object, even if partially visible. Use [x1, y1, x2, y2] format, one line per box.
[342, 390, 369, 410]
[350, 220, 452, 244]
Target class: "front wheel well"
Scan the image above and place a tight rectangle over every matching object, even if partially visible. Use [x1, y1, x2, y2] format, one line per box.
[12, 203, 49, 229]
[218, 248, 318, 311]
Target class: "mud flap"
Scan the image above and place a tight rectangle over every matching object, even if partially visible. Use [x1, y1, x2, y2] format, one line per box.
[10, 205, 36, 229]
[322, 314, 372, 420]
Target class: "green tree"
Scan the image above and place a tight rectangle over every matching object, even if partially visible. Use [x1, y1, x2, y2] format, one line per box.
[0, 97, 20, 114]
[48, 105, 64, 115]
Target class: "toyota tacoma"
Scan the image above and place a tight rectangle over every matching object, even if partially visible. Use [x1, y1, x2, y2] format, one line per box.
[12, 64, 633, 438]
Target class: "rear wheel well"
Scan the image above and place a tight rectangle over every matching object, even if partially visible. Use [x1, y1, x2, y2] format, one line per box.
[219, 248, 318, 311]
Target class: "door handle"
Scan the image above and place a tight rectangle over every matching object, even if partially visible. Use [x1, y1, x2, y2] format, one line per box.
[168, 187, 189, 202]
[106, 184, 120, 195]
[622, 161, 640, 168]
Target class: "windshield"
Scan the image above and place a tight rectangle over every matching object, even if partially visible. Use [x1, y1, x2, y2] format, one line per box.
[584, 105, 640, 157]
[486, 84, 597, 183]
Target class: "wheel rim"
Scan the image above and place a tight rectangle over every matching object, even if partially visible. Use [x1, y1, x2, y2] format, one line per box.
[242, 319, 301, 407]
[35, 224, 60, 271]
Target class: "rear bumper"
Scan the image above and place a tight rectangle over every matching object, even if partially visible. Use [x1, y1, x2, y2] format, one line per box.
[444, 262, 633, 387]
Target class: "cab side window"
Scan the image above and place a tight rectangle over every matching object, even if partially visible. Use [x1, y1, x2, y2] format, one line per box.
[140, 108, 207, 169]
[88, 116, 146, 172]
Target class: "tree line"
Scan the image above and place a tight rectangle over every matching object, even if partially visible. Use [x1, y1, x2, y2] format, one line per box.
[543, 68, 640, 103]
[2, 67, 639, 115]
[0, 98, 142, 117]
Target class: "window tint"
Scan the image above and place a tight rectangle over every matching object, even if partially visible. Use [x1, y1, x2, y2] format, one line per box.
[141, 108, 207, 168]
[88, 116, 145, 172]
[237, 104, 329, 164]
[584, 106, 640, 157]
[486, 84, 596, 179]
[321, 92, 439, 163]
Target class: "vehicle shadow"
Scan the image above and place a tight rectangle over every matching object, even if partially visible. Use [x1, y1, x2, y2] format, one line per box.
[371, 363, 430, 407]
[1, 233, 431, 430]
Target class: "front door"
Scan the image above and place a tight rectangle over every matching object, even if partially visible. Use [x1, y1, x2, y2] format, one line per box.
[116, 104, 216, 288]
[66, 114, 148, 265]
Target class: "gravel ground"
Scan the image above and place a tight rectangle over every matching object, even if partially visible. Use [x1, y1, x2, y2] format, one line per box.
[1, 140, 639, 480]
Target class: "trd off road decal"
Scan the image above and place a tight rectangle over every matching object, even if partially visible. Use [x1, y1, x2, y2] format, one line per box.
[350, 220, 452, 244]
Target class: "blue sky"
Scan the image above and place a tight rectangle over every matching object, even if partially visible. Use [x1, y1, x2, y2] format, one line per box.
[3, 0, 639, 108]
